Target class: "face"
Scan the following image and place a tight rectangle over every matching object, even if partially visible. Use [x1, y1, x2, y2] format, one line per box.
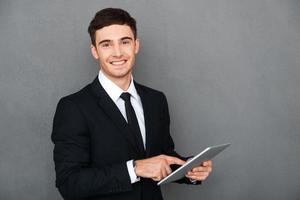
[91, 24, 140, 83]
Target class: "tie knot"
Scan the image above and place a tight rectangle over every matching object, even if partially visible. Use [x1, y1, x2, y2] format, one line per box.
[120, 92, 131, 102]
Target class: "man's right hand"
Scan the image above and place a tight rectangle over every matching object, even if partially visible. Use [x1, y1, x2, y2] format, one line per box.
[134, 155, 185, 181]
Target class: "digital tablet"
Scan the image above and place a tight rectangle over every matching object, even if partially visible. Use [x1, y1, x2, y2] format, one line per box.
[157, 143, 231, 186]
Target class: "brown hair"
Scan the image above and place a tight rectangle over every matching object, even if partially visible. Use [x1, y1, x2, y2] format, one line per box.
[88, 8, 137, 46]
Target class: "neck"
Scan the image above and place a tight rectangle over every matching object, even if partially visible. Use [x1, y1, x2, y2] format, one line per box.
[102, 71, 132, 91]
[113, 76, 131, 91]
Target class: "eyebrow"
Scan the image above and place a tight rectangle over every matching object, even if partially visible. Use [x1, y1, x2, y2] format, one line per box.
[98, 37, 133, 45]
[120, 37, 133, 41]
[98, 40, 111, 45]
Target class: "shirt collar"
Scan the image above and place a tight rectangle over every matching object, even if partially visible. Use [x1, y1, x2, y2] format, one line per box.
[98, 70, 139, 103]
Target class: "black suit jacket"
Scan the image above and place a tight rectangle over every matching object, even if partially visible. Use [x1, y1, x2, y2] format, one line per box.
[51, 77, 197, 200]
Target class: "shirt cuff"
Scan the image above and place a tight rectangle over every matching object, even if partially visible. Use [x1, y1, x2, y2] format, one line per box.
[126, 160, 140, 184]
[189, 178, 198, 184]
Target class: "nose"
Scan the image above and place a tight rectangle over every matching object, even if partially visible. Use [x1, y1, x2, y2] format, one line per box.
[112, 44, 122, 57]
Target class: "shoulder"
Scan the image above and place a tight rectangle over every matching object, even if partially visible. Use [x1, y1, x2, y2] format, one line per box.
[135, 82, 167, 99]
[56, 81, 95, 108]
[134, 82, 169, 107]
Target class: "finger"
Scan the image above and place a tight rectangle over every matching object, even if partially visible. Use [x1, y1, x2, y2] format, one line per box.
[161, 164, 172, 178]
[202, 160, 212, 167]
[163, 156, 185, 165]
[186, 171, 209, 179]
[192, 166, 205, 172]
[160, 161, 170, 178]
[186, 171, 209, 176]
[186, 171, 193, 176]
[186, 174, 207, 181]
[192, 166, 212, 173]
[161, 167, 167, 178]
[206, 166, 212, 173]
[165, 165, 172, 175]
[188, 172, 209, 177]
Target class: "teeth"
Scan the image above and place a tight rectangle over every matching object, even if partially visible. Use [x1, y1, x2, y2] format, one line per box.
[111, 60, 126, 65]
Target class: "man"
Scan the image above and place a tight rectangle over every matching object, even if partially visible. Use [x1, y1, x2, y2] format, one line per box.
[51, 8, 212, 200]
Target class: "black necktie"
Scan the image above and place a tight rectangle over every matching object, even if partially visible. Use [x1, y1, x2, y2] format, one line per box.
[120, 92, 145, 156]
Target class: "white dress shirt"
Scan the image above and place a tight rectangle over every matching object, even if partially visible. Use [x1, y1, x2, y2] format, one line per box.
[98, 70, 145, 183]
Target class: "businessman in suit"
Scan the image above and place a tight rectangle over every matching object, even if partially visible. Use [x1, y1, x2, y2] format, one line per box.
[51, 8, 212, 200]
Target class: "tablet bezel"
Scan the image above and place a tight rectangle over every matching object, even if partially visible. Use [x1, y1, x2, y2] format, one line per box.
[157, 143, 231, 186]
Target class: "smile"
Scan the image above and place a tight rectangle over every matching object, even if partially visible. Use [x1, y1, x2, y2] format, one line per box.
[110, 60, 127, 65]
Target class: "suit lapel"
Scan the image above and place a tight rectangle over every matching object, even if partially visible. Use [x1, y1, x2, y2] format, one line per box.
[89, 77, 142, 156]
[135, 82, 155, 158]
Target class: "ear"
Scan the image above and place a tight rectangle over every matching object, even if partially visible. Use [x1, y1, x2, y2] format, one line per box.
[90, 44, 99, 59]
[134, 39, 140, 54]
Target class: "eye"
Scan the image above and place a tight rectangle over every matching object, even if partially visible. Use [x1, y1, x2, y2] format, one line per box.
[101, 42, 110, 48]
[122, 39, 131, 45]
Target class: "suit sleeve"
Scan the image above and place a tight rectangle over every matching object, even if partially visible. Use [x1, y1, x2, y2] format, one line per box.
[160, 93, 201, 185]
[51, 98, 132, 199]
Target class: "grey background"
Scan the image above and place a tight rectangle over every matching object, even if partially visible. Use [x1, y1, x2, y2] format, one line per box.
[0, 0, 299, 199]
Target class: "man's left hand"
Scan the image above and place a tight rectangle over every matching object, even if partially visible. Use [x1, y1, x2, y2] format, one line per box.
[185, 160, 212, 181]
